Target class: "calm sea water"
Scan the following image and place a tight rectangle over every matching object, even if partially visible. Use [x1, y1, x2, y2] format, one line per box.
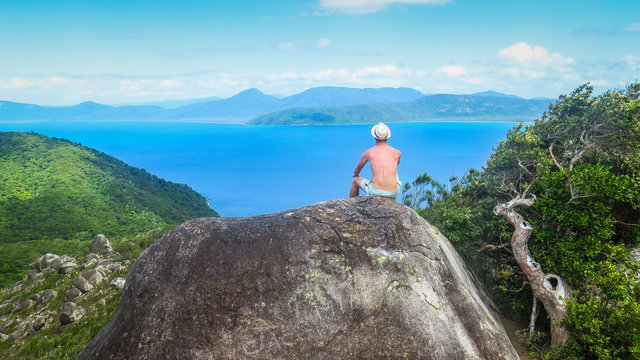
[0, 122, 519, 217]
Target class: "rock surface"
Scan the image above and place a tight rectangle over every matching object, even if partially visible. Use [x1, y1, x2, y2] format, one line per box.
[58, 261, 77, 274]
[80, 268, 104, 287]
[72, 275, 93, 293]
[30, 253, 76, 273]
[59, 302, 86, 325]
[110, 277, 126, 290]
[90, 234, 113, 254]
[13, 299, 34, 314]
[36, 289, 57, 306]
[65, 287, 82, 301]
[79, 197, 518, 360]
[30, 253, 60, 272]
[81, 253, 101, 269]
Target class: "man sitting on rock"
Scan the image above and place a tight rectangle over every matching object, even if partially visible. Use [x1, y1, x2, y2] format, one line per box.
[350, 122, 402, 199]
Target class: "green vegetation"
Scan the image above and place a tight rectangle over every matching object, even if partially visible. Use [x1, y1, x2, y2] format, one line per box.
[0, 239, 88, 288]
[0, 230, 167, 359]
[0, 132, 217, 242]
[404, 83, 640, 358]
[0, 132, 217, 287]
[249, 94, 550, 125]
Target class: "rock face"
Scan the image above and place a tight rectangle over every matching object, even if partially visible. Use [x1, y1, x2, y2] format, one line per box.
[36, 289, 57, 306]
[90, 234, 113, 254]
[110, 277, 126, 290]
[65, 287, 82, 301]
[59, 302, 86, 325]
[58, 260, 77, 274]
[79, 197, 518, 360]
[30, 253, 60, 272]
[31, 253, 76, 273]
[82, 253, 101, 269]
[12, 299, 34, 314]
[72, 275, 93, 293]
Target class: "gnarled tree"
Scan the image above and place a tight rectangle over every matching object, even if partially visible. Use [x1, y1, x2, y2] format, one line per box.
[408, 83, 640, 356]
[488, 83, 640, 348]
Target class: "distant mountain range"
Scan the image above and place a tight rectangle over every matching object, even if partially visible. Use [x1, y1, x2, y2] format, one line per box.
[0, 87, 554, 124]
[118, 96, 223, 109]
[249, 93, 553, 125]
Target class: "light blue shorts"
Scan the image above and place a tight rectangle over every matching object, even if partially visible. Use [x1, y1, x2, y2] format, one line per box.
[359, 179, 401, 199]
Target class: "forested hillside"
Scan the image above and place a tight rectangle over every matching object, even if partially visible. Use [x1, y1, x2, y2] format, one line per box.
[404, 83, 640, 358]
[249, 93, 551, 125]
[0, 132, 218, 286]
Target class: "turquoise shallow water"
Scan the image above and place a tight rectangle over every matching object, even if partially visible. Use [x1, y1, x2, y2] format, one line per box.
[0, 122, 519, 217]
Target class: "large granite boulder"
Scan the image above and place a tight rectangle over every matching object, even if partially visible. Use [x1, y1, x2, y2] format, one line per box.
[12, 299, 34, 314]
[81, 253, 101, 269]
[58, 260, 77, 274]
[110, 277, 126, 290]
[80, 268, 104, 286]
[36, 289, 57, 306]
[79, 197, 518, 359]
[90, 234, 113, 254]
[30, 253, 76, 273]
[72, 275, 93, 293]
[30, 253, 60, 272]
[59, 302, 86, 325]
[65, 287, 82, 301]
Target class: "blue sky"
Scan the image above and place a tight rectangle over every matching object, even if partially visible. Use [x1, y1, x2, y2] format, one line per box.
[1, 0, 638, 105]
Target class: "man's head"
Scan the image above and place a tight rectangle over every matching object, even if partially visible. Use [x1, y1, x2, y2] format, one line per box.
[371, 122, 391, 141]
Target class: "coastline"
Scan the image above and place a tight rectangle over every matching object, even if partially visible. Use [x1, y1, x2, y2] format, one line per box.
[0, 118, 535, 126]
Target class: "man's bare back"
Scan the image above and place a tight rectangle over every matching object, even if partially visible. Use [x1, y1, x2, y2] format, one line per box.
[350, 123, 402, 199]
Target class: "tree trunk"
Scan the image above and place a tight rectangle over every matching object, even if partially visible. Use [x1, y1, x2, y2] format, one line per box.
[494, 198, 571, 347]
[528, 296, 539, 341]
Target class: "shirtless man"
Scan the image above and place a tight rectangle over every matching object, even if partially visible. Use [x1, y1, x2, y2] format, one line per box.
[350, 122, 402, 199]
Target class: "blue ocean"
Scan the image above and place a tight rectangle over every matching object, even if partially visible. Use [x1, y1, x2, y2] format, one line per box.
[0, 122, 519, 217]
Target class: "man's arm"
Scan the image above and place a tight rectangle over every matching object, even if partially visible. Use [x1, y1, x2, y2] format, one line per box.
[353, 152, 369, 177]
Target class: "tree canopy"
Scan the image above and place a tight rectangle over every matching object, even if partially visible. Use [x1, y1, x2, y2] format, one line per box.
[405, 83, 640, 358]
[0, 131, 218, 287]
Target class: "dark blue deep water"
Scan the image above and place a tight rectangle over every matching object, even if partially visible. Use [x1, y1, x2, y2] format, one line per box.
[0, 122, 519, 217]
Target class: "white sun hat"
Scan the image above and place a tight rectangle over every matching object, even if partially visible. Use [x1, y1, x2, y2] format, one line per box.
[371, 122, 391, 140]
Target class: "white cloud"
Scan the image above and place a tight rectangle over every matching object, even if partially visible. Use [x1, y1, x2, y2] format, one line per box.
[498, 42, 574, 66]
[624, 54, 640, 70]
[623, 22, 640, 32]
[319, 0, 451, 14]
[310, 69, 352, 81]
[119, 79, 155, 94]
[37, 77, 70, 89]
[263, 64, 420, 91]
[159, 79, 181, 89]
[589, 79, 610, 87]
[355, 64, 412, 77]
[503, 67, 546, 79]
[0, 78, 34, 89]
[47, 77, 68, 84]
[317, 38, 332, 49]
[440, 65, 468, 77]
[277, 42, 296, 51]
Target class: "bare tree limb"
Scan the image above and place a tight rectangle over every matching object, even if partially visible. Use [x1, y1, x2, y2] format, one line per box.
[518, 160, 533, 175]
[529, 296, 539, 341]
[616, 220, 640, 227]
[477, 242, 512, 255]
[548, 144, 566, 175]
[569, 144, 593, 170]
[494, 197, 571, 347]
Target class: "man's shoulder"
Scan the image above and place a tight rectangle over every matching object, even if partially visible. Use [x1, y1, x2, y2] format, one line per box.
[370, 144, 400, 153]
